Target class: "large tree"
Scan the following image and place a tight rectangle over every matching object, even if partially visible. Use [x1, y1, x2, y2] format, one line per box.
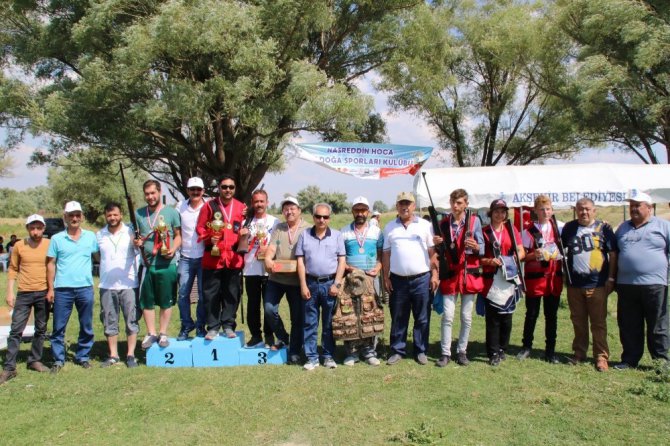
[1, 0, 412, 199]
[378, 0, 585, 166]
[550, 0, 670, 164]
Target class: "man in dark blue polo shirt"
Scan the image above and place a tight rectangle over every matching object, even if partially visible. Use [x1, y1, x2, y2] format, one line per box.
[296, 202, 346, 370]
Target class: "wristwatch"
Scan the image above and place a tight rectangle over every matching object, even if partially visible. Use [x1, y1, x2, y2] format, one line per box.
[334, 282, 342, 289]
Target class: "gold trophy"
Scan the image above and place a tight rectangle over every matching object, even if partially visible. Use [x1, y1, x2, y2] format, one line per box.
[207, 212, 225, 256]
[256, 222, 268, 260]
[155, 215, 170, 256]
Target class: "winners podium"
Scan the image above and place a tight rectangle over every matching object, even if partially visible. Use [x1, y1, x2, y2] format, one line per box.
[146, 332, 287, 368]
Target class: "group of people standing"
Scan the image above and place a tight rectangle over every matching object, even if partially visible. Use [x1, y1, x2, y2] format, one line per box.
[1, 178, 668, 383]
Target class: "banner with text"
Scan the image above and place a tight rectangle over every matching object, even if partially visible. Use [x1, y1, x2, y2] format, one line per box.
[292, 142, 433, 179]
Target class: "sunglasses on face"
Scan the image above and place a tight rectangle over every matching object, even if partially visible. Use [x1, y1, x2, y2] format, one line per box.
[313, 214, 330, 220]
[220, 185, 235, 190]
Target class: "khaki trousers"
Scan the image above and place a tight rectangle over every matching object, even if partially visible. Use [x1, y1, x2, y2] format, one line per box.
[567, 286, 609, 361]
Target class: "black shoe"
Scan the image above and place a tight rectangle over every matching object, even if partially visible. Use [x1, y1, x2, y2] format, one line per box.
[456, 352, 470, 366]
[126, 356, 139, 368]
[50, 364, 63, 375]
[245, 336, 264, 348]
[176, 330, 190, 342]
[614, 362, 633, 370]
[196, 328, 207, 338]
[76, 360, 92, 369]
[288, 354, 301, 365]
[516, 348, 531, 361]
[489, 354, 501, 367]
[100, 357, 121, 368]
[499, 350, 507, 362]
[435, 355, 450, 367]
[544, 354, 560, 364]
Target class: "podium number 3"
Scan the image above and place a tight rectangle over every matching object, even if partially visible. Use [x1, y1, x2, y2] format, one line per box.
[258, 352, 267, 364]
[164, 352, 174, 365]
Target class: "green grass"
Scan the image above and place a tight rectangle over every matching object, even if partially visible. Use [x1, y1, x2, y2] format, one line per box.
[1, 266, 669, 445]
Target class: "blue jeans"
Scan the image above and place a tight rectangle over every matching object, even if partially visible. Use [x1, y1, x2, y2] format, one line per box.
[177, 256, 205, 333]
[51, 286, 95, 364]
[264, 280, 303, 357]
[389, 273, 431, 357]
[303, 279, 336, 362]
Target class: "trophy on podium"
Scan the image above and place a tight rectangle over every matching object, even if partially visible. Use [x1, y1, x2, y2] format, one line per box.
[207, 212, 225, 257]
[155, 215, 170, 256]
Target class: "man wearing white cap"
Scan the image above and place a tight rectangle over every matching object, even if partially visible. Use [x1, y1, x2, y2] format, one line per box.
[47, 201, 100, 372]
[339, 196, 384, 366]
[176, 177, 208, 340]
[370, 211, 381, 228]
[612, 190, 670, 369]
[263, 196, 311, 364]
[0, 214, 51, 384]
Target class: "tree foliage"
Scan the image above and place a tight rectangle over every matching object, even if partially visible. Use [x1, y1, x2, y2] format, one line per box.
[550, 0, 670, 164]
[0, 186, 59, 218]
[378, 0, 586, 166]
[1, 0, 412, 200]
[296, 185, 349, 214]
[372, 200, 388, 213]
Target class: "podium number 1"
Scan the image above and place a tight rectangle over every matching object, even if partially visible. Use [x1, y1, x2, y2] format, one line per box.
[164, 352, 174, 365]
[211, 349, 219, 361]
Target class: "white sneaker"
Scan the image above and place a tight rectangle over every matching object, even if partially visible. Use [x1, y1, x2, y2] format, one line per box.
[366, 356, 381, 366]
[343, 355, 359, 366]
[324, 358, 338, 369]
[303, 361, 320, 371]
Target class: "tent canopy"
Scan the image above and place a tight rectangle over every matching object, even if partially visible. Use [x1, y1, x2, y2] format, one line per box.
[414, 163, 670, 210]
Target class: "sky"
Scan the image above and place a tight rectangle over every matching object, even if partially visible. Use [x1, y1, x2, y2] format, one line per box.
[0, 76, 647, 208]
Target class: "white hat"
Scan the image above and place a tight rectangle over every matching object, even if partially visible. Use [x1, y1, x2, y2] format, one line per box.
[351, 196, 370, 208]
[626, 189, 653, 204]
[372, 211, 381, 217]
[187, 177, 204, 189]
[281, 196, 300, 208]
[25, 214, 45, 225]
[64, 201, 83, 213]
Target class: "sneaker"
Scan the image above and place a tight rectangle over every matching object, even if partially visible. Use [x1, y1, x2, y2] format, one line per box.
[343, 355, 359, 366]
[303, 360, 320, 371]
[75, 360, 92, 369]
[516, 348, 531, 361]
[435, 355, 450, 368]
[176, 330, 190, 342]
[596, 359, 609, 372]
[196, 328, 207, 338]
[245, 336, 264, 348]
[205, 330, 219, 340]
[223, 328, 237, 339]
[100, 357, 121, 368]
[366, 356, 381, 366]
[489, 354, 501, 367]
[614, 362, 633, 370]
[387, 354, 403, 365]
[50, 363, 63, 374]
[324, 358, 337, 369]
[0, 370, 17, 385]
[544, 354, 560, 365]
[158, 334, 170, 348]
[141, 334, 158, 349]
[415, 353, 428, 365]
[27, 361, 50, 373]
[456, 352, 470, 366]
[126, 356, 139, 368]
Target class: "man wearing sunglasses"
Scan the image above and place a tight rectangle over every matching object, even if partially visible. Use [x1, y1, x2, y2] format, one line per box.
[296, 203, 346, 370]
[196, 175, 248, 340]
[612, 190, 670, 370]
[176, 177, 208, 341]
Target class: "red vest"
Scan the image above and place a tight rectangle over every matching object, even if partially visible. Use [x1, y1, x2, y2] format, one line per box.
[523, 223, 563, 298]
[439, 214, 483, 295]
[196, 198, 246, 270]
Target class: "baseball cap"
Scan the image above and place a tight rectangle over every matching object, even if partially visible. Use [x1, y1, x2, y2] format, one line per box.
[489, 199, 509, 211]
[281, 196, 300, 208]
[396, 192, 415, 203]
[187, 177, 204, 189]
[25, 214, 45, 225]
[64, 201, 83, 213]
[626, 189, 653, 204]
[372, 211, 381, 217]
[351, 196, 370, 208]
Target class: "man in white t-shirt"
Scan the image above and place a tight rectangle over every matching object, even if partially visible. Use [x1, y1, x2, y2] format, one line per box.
[243, 189, 279, 347]
[382, 192, 439, 366]
[176, 177, 208, 340]
[96, 202, 140, 368]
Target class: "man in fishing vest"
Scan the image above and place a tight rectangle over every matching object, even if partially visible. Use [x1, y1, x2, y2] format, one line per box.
[519, 195, 563, 364]
[196, 174, 248, 340]
[433, 189, 484, 367]
[338, 196, 384, 366]
[561, 197, 617, 371]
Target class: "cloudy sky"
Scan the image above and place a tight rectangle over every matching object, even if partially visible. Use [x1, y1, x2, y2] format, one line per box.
[0, 76, 647, 208]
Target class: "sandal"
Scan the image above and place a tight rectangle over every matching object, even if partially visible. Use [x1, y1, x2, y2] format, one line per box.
[141, 334, 158, 350]
[223, 328, 237, 339]
[158, 333, 170, 348]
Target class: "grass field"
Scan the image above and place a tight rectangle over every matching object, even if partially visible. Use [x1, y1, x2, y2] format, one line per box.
[1, 212, 669, 445]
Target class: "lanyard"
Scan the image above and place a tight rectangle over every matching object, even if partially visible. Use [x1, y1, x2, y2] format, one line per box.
[146, 204, 162, 229]
[353, 223, 369, 253]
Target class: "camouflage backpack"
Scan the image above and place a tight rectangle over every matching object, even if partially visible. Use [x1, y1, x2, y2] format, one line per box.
[332, 269, 384, 341]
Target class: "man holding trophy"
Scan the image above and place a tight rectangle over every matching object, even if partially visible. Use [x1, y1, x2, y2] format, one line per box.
[196, 175, 247, 340]
[242, 189, 278, 348]
[134, 180, 182, 350]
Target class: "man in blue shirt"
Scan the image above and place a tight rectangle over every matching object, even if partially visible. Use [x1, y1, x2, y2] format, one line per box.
[47, 201, 99, 373]
[296, 202, 346, 370]
[612, 190, 670, 369]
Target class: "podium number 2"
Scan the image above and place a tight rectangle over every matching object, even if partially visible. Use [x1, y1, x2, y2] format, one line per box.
[164, 352, 174, 365]
[258, 352, 267, 364]
[211, 349, 219, 361]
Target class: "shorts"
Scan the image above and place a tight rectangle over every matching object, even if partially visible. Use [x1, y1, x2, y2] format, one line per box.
[140, 263, 178, 310]
[100, 288, 140, 336]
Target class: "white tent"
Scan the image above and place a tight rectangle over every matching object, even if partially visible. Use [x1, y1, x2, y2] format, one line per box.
[414, 163, 670, 210]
